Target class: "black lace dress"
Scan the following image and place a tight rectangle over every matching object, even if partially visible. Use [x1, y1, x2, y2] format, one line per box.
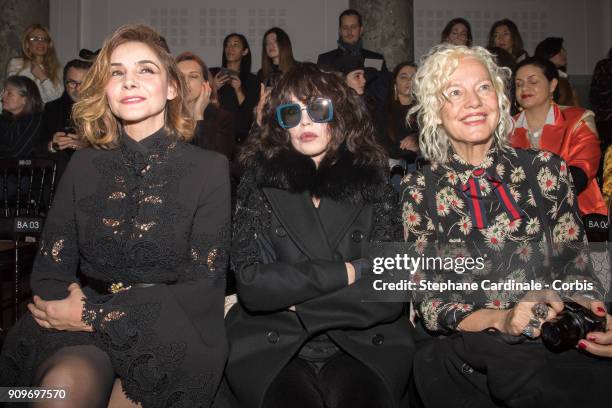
[0, 128, 230, 407]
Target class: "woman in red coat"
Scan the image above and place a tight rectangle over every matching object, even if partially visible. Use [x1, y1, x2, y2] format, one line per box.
[511, 56, 606, 217]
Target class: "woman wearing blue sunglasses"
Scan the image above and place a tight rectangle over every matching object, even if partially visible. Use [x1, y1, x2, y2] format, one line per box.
[215, 62, 415, 408]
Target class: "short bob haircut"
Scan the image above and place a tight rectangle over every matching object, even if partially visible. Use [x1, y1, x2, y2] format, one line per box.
[175, 51, 219, 106]
[21, 24, 62, 87]
[240, 62, 386, 168]
[487, 19, 525, 60]
[2, 75, 43, 118]
[440, 18, 473, 47]
[410, 44, 513, 164]
[261, 27, 297, 80]
[72, 24, 194, 149]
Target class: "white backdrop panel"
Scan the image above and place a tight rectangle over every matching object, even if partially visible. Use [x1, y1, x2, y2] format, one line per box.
[51, 0, 349, 72]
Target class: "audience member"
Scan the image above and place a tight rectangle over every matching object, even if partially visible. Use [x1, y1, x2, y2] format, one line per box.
[535, 37, 580, 106]
[6, 24, 63, 104]
[212, 33, 260, 144]
[403, 43, 612, 408]
[488, 19, 528, 64]
[440, 17, 473, 47]
[219, 62, 415, 408]
[176, 51, 235, 160]
[0, 75, 44, 158]
[41, 59, 91, 179]
[317, 9, 389, 102]
[0, 24, 230, 407]
[511, 56, 606, 220]
[257, 27, 297, 87]
[384, 62, 420, 191]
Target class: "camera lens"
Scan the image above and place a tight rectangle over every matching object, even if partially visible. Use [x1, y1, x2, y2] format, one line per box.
[541, 302, 606, 351]
[541, 314, 581, 350]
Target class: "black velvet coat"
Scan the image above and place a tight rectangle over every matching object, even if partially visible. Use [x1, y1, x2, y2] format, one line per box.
[223, 148, 416, 408]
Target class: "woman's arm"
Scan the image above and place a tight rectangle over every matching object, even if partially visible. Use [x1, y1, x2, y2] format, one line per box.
[232, 172, 352, 312]
[294, 183, 405, 333]
[30, 152, 81, 300]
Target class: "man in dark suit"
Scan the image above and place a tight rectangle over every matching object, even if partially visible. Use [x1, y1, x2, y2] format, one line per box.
[317, 9, 387, 73]
[317, 9, 389, 102]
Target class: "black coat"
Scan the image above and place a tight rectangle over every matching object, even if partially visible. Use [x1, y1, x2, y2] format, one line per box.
[317, 48, 387, 73]
[223, 148, 415, 408]
[192, 104, 236, 160]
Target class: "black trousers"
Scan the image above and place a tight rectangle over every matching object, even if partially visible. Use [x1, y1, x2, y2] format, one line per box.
[262, 351, 392, 408]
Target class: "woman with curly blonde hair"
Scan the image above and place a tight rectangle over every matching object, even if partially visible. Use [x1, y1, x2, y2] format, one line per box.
[7, 24, 63, 103]
[402, 44, 612, 407]
[0, 24, 230, 408]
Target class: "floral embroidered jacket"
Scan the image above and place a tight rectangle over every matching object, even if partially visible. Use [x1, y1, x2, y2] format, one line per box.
[401, 147, 602, 333]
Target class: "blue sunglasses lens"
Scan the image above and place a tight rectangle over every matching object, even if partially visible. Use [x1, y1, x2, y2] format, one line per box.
[276, 98, 333, 129]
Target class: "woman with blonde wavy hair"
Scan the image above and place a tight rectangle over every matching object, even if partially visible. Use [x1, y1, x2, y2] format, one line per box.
[0, 24, 230, 408]
[7, 24, 63, 103]
[401, 44, 612, 407]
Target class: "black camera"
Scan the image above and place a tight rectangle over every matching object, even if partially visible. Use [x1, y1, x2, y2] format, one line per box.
[541, 302, 606, 351]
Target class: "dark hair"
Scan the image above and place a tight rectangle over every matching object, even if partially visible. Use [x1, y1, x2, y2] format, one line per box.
[2, 75, 43, 117]
[240, 62, 385, 167]
[488, 19, 525, 59]
[515, 56, 559, 82]
[175, 51, 219, 106]
[62, 59, 92, 83]
[261, 27, 296, 80]
[514, 56, 560, 102]
[486, 46, 516, 72]
[440, 18, 473, 46]
[608, 47, 612, 59]
[387, 62, 417, 141]
[222, 33, 252, 84]
[339, 9, 362, 27]
[534, 37, 564, 60]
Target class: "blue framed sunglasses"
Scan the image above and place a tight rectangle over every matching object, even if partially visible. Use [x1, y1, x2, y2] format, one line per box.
[275, 98, 334, 129]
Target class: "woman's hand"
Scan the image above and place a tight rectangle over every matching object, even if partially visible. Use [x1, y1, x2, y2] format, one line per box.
[30, 62, 48, 81]
[229, 74, 242, 91]
[345, 262, 356, 285]
[255, 84, 271, 126]
[499, 291, 564, 337]
[400, 135, 419, 151]
[193, 82, 212, 121]
[28, 283, 93, 332]
[51, 132, 88, 151]
[573, 299, 612, 357]
[214, 71, 229, 90]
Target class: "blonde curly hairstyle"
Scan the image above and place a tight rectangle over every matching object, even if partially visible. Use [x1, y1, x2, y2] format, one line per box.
[410, 44, 513, 163]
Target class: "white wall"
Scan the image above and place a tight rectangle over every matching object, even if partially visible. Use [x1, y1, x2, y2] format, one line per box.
[414, 0, 612, 74]
[50, 0, 349, 72]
